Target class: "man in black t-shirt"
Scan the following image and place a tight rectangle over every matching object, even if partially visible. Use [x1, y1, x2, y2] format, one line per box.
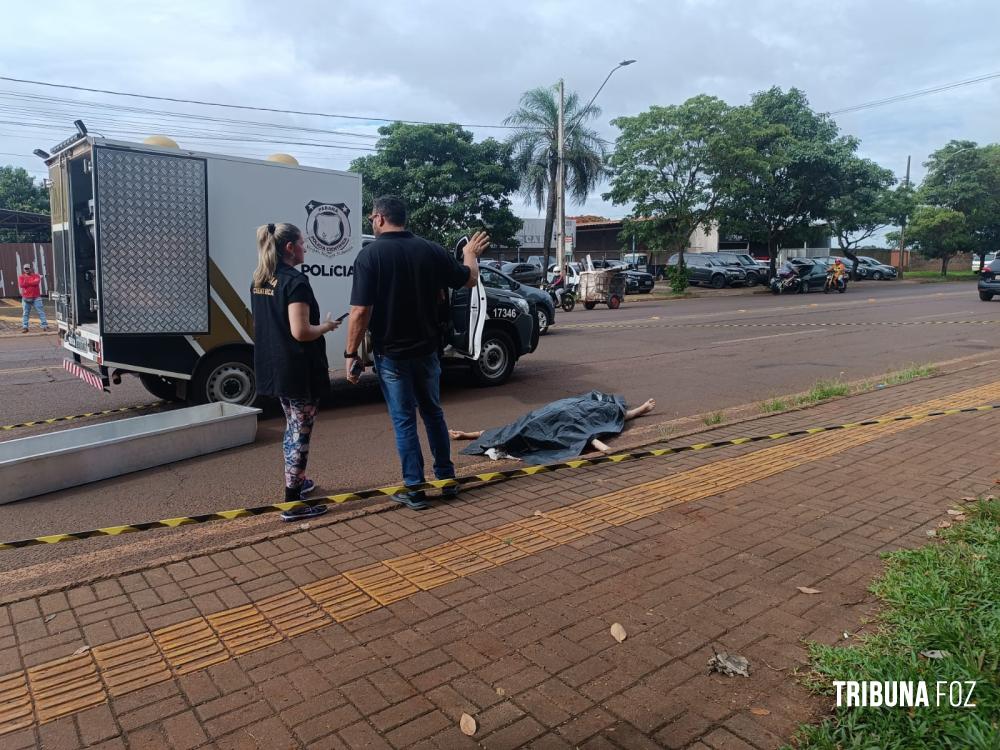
[345, 196, 489, 510]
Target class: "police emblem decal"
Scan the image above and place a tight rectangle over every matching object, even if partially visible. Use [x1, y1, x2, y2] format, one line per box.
[304, 201, 352, 257]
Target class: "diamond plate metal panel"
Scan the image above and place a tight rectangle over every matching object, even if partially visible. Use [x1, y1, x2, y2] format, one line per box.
[95, 148, 209, 334]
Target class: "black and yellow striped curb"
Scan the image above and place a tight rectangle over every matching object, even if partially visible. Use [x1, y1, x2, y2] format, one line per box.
[562, 318, 1000, 331]
[2, 402, 997, 551]
[1, 402, 164, 431]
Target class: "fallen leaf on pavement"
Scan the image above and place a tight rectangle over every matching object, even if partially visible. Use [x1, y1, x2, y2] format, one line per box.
[44, 614, 57, 623]
[947, 508, 965, 516]
[920, 650, 950, 660]
[459, 714, 477, 736]
[298, 523, 310, 530]
[495, 687, 506, 697]
[73, 646, 90, 656]
[953, 514, 966, 521]
[708, 650, 750, 677]
[797, 587, 822, 595]
[533, 510, 543, 516]
[937, 520, 952, 529]
[750, 708, 771, 716]
[610, 623, 627, 643]
[926, 530, 937, 537]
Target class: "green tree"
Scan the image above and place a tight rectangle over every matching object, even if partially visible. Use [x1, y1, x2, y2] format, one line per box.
[825, 157, 901, 278]
[717, 87, 858, 275]
[0, 166, 50, 242]
[906, 205, 967, 275]
[349, 122, 522, 248]
[504, 84, 607, 272]
[0, 166, 49, 213]
[920, 141, 1000, 271]
[604, 95, 736, 291]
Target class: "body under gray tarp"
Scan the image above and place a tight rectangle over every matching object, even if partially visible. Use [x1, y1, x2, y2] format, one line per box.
[460, 390, 628, 464]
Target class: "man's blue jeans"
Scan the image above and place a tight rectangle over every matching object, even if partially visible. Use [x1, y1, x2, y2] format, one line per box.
[374, 351, 455, 488]
[21, 298, 47, 329]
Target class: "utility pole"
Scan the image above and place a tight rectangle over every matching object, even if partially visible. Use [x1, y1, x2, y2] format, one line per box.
[896, 155, 910, 277]
[555, 79, 565, 273]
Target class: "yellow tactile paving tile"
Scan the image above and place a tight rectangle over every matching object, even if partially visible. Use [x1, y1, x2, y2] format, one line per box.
[384, 552, 459, 591]
[5, 378, 1000, 736]
[301, 575, 380, 621]
[26, 651, 105, 723]
[422, 541, 496, 577]
[343, 562, 422, 605]
[455, 531, 530, 565]
[207, 604, 284, 656]
[255, 588, 329, 638]
[93, 633, 172, 696]
[153, 617, 229, 675]
[0, 670, 32, 734]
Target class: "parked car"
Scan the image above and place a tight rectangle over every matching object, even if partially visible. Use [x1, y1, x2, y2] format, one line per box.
[480, 265, 556, 335]
[978, 258, 1000, 301]
[362, 236, 537, 385]
[546, 262, 582, 287]
[973, 252, 999, 273]
[480, 259, 504, 270]
[787, 258, 833, 292]
[590, 259, 656, 293]
[852, 256, 898, 280]
[711, 252, 767, 287]
[500, 261, 544, 286]
[667, 253, 748, 288]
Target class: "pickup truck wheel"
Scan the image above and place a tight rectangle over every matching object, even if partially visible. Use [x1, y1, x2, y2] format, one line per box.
[710, 274, 726, 289]
[980, 291, 995, 301]
[139, 373, 182, 402]
[191, 349, 257, 405]
[745, 273, 759, 287]
[470, 329, 515, 386]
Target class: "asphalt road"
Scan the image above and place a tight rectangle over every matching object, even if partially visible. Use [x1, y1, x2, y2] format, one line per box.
[2, 281, 998, 587]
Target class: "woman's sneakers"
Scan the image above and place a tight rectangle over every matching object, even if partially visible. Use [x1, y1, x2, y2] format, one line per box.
[280, 503, 327, 522]
[279, 479, 324, 522]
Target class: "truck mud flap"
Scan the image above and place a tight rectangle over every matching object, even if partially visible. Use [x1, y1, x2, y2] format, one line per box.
[63, 359, 109, 392]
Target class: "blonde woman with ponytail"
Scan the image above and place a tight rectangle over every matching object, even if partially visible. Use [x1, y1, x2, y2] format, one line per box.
[251, 222, 339, 521]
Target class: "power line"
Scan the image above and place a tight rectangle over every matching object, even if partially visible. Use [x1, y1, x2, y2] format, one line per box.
[0, 75, 522, 130]
[829, 71, 1000, 115]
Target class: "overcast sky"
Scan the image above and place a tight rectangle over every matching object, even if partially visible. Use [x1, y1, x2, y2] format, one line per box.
[1, 0, 997, 222]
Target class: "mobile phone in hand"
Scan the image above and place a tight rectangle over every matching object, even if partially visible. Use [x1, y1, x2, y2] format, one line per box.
[336, 312, 349, 322]
[350, 358, 364, 378]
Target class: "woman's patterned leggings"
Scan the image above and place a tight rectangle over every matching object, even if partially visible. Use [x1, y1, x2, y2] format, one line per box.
[279, 398, 319, 497]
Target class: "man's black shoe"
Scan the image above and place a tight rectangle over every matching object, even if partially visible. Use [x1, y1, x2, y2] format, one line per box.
[441, 483, 460, 499]
[390, 491, 429, 510]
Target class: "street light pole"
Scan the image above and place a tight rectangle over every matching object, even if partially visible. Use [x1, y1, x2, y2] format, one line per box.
[555, 80, 565, 272]
[555, 60, 635, 274]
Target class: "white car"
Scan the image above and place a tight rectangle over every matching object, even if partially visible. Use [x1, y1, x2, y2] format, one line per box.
[973, 252, 998, 272]
[546, 262, 581, 286]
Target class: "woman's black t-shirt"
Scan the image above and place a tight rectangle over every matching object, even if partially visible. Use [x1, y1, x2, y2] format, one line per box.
[251, 263, 331, 400]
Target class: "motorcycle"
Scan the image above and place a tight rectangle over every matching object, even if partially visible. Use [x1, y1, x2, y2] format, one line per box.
[824, 270, 848, 294]
[770, 271, 803, 295]
[546, 283, 576, 312]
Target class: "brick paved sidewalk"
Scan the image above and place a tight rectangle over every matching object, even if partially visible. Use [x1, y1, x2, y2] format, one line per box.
[1, 365, 998, 749]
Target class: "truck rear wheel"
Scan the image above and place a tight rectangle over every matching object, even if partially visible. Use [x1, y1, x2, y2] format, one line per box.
[191, 349, 257, 406]
[470, 329, 515, 387]
[139, 373, 182, 402]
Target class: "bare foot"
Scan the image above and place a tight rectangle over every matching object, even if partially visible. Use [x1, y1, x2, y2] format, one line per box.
[449, 429, 483, 441]
[625, 398, 656, 421]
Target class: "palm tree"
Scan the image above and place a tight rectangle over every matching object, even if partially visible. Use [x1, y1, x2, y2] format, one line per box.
[505, 85, 607, 271]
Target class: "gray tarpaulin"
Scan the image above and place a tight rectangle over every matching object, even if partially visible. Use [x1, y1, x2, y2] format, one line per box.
[460, 390, 628, 465]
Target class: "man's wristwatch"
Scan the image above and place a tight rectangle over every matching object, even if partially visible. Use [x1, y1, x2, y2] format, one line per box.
[344, 351, 358, 359]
